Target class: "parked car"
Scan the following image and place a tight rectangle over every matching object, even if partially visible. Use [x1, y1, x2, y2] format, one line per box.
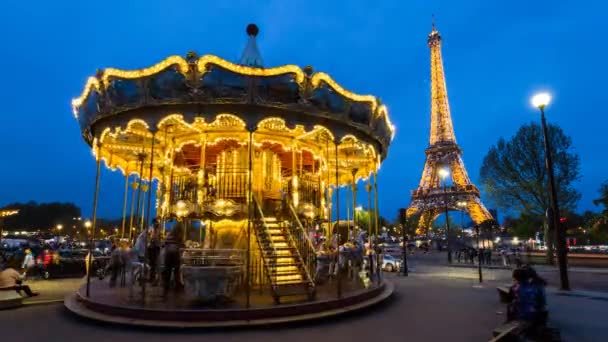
[382, 255, 402, 272]
[38, 249, 109, 279]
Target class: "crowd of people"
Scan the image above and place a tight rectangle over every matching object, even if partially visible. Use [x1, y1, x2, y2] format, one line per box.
[453, 246, 524, 267]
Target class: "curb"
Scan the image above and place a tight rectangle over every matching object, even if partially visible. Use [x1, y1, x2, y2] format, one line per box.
[64, 281, 394, 328]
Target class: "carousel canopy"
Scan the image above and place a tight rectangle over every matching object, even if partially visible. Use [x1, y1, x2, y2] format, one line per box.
[72, 25, 394, 160]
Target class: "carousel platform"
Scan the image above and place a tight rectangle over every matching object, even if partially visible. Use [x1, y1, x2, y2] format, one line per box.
[64, 278, 393, 328]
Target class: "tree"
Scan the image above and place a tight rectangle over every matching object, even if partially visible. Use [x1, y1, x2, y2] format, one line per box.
[503, 214, 541, 239]
[593, 181, 608, 216]
[480, 122, 581, 216]
[2, 201, 82, 233]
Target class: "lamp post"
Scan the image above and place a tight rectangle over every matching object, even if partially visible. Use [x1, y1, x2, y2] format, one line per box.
[457, 201, 466, 238]
[531, 92, 570, 290]
[439, 168, 452, 263]
[399, 208, 408, 276]
[475, 225, 483, 283]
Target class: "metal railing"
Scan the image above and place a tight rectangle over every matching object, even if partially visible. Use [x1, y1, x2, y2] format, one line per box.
[170, 167, 248, 206]
[252, 195, 278, 287]
[181, 248, 245, 267]
[286, 200, 316, 286]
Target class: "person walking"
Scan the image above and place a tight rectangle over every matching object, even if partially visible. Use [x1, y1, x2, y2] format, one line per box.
[147, 220, 161, 283]
[162, 221, 184, 296]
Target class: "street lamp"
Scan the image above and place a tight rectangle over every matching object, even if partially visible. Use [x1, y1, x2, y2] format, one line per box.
[56, 224, 63, 232]
[475, 225, 483, 283]
[531, 92, 570, 290]
[84, 220, 92, 228]
[439, 167, 452, 263]
[457, 201, 467, 238]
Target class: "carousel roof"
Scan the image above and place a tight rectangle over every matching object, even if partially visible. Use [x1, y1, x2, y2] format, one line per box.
[72, 24, 395, 160]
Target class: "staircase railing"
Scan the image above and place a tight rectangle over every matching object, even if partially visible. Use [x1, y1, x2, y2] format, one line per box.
[252, 195, 278, 287]
[285, 201, 317, 286]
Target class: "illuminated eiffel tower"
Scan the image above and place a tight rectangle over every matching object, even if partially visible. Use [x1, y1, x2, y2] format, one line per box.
[407, 23, 493, 228]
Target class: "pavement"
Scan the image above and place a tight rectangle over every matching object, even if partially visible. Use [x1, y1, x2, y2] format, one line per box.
[22, 277, 84, 305]
[1, 253, 607, 341]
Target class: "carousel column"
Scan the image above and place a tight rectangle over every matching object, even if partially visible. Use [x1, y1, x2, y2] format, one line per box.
[140, 182, 148, 231]
[133, 154, 145, 241]
[128, 172, 138, 240]
[292, 143, 299, 208]
[366, 176, 373, 278]
[246, 129, 254, 309]
[120, 172, 130, 239]
[334, 140, 341, 299]
[198, 136, 207, 206]
[86, 143, 103, 298]
[142, 132, 156, 304]
[373, 168, 380, 284]
[351, 169, 357, 239]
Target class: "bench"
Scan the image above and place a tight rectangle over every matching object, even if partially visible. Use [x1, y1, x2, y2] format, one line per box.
[497, 286, 511, 303]
[0, 287, 24, 310]
[490, 320, 529, 341]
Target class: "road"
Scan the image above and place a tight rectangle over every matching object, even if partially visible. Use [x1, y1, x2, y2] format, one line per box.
[1, 253, 606, 341]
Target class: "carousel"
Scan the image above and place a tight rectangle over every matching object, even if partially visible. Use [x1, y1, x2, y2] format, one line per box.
[66, 24, 395, 325]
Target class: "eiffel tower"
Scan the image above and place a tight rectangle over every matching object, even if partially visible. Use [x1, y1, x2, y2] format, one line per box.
[407, 23, 493, 228]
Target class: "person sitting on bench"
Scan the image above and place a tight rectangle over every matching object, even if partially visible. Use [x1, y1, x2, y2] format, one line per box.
[0, 267, 39, 297]
[507, 267, 546, 325]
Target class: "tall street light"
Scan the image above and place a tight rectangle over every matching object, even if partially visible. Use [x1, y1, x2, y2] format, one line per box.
[439, 168, 452, 263]
[457, 201, 467, 238]
[531, 92, 570, 290]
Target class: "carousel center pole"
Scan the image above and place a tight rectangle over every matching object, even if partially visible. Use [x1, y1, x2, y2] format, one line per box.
[86, 143, 103, 297]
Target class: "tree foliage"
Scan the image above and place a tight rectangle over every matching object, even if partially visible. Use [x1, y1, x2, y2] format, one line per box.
[480, 122, 581, 216]
[1, 201, 81, 232]
[593, 180, 608, 216]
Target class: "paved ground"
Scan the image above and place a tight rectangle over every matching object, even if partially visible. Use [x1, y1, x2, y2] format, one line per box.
[1, 252, 606, 341]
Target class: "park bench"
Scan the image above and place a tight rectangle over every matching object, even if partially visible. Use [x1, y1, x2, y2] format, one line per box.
[497, 286, 511, 303]
[0, 286, 23, 310]
[494, 286, 559, 341]
[490, 320, 529, 341]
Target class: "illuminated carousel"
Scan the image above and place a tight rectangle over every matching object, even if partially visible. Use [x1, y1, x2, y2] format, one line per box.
[65, 25, 395, 326]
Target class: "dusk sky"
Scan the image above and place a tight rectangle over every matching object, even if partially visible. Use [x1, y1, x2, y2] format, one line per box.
[0, 1, 606, 222]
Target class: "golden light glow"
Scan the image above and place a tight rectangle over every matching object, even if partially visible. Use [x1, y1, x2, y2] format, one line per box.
[197, 54, 305, 83]
[310, 72, 378, 112]
[102, 56, 189, 87]
[531, 92, 551, 109]
[71, 77, 100, 118]
[376, 104, 396, 140]
[438, 168, 449, 179]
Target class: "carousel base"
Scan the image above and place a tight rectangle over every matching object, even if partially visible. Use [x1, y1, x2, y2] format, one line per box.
[64, 279, 393, 328]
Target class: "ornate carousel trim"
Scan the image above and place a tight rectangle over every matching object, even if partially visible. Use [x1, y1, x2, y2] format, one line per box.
[102, 55, 190, 87]
[71, 53, 395, 142]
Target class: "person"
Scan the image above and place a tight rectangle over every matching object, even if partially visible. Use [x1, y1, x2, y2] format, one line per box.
[507, 267, 547, 326]
[162, 222, 184, 295]
[0, 267, 38, 297]
[147, 220, 161, 283]
[21, 248, 35, 275]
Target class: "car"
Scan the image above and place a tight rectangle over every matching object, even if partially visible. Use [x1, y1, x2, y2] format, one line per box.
[37, 249, 109, 279]
[382, 254, 402, 272]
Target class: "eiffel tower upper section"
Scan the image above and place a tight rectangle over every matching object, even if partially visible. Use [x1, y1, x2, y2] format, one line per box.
[407, 23, 493, 225]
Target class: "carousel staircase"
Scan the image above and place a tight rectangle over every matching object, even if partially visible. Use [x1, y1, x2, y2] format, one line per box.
[255, 216, 315, 303]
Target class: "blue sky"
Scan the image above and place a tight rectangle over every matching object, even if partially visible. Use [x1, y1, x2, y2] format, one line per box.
[0, 0, 606, 222]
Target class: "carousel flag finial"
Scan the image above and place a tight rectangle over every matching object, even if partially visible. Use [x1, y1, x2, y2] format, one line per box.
[239, 23, 264, 67]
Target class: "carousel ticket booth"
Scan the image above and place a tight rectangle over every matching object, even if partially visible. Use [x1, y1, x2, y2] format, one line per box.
[71, 24, 394, 309]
